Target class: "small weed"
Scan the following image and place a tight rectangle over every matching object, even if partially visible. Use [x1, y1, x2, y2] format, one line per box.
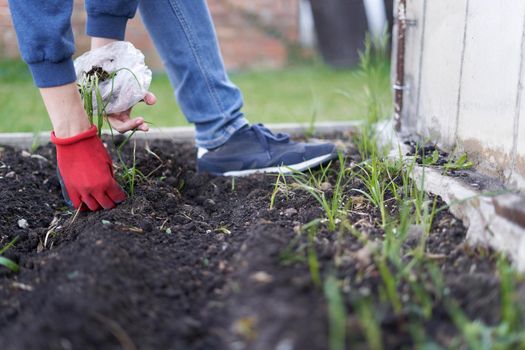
[422, 149, 440, 166]
[497, 256, 522, 332]
[31, 131, 41, 153]
[269, 172, 286, 210]
[353, 156, 394, 228]
[290, 152, 347, 231]
[440, 254, 525, 349]
[278, 247, 305, 266]
[278, 219, 322, 266]
[357, 34, 390, 126]
[376, 256, 402, 315]
[355, 297, 383, 350]
[443, 153, 473, 173]
[355, 122, 379, 160]
[306, 103, 318, 139]
[308, 161, 333, 190]
[324, 275, 347, 350]
[307, 225, 321, 288]
[405, 268, 434, 319]
[0, 237, 20, 273]
[115, 139, 146, 196]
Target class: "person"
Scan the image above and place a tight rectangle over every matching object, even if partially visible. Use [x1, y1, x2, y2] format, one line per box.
[8, 0, 337, 211]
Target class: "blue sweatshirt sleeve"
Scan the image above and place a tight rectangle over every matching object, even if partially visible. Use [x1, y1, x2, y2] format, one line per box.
[8, 0, 77, 88]
[85, 0, 139, 40]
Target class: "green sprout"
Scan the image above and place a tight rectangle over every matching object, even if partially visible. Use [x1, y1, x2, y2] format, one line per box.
[289, 152, 347, 232]
[307, 225, 321, 288]
[324, 275, 347, 350]
[0, 237, 20, 273]
[443, 153, 473, 172]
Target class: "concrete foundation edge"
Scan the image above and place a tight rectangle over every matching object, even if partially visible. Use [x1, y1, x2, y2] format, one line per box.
[382, 121, 525, 271]
[0, 121, 361, 149]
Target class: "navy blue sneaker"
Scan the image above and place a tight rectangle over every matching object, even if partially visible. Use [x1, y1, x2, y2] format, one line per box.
[197, 124, 338, 176]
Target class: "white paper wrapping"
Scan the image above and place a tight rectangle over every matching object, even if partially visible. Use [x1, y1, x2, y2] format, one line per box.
[74, 41, 152, 114]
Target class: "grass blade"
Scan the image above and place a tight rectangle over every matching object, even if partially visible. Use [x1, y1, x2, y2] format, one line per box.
[324, 275, 347, 350]
[0, 256, 19, 273]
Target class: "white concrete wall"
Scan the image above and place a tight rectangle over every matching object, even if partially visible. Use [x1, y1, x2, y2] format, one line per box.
[397, 0, 525, 191]
[416, 0, 467, 148]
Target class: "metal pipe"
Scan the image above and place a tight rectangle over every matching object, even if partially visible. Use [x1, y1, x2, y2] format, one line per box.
[394, 0, 407, 132]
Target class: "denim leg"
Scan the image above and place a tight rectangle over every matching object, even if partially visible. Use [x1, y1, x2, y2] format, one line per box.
[8, 0, 77, 87]
[138, 0, 249, 149]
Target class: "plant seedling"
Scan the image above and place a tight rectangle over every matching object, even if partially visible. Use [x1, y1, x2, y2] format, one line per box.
[31, 131, 41, 153]
[443, 153, 473, 172]
[0, 237, 20, 273]
[289, 152, 347, 231]
[422, 149, 440, 166]
[376, 256, 402, 315]
[324, 275, 347, 350]
[355, 297, 383, 350]
[269, 172, 283, 210]
[305, 103, 318, 139]
[307, 225, 321, 288]
[353, 157, 391, 228]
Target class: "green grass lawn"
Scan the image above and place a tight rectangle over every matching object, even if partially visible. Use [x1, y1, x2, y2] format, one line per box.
[0, 59, 391, 133]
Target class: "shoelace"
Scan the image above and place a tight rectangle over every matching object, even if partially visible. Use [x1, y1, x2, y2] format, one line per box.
[251, 123, 290, 159]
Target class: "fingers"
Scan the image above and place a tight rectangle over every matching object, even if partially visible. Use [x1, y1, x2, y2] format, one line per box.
[134, 117, 149, 132]
[79, 186, 124, 212]
[68, 190, 82, 210]
[106, 181, 127, 204]
[93, 192, 116, 210]
[81, 181, 126, 211]
[107, 92, 155, 133]
[81, 194, 101, 211]
[64, 173, 126, 213]
[143, 92, 157, 105]
[113, 117, 149, 133]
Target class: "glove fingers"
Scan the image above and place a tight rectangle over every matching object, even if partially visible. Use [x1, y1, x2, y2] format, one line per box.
[94, 192, 116, 210]
[67, 188, 82, 210]
[106, 181, 127, 203]
[81, 194, 102, 211]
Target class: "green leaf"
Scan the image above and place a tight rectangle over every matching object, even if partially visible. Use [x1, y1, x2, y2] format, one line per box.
[0, 256, 19, 273]
[0, 236, 18, 255]
[324, 276, 347, 350]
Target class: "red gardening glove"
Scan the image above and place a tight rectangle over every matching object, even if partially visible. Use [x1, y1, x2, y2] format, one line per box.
[51, 125, 126, 211]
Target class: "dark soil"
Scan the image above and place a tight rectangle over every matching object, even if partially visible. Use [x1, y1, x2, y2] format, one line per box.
[0, 135, 521, 350]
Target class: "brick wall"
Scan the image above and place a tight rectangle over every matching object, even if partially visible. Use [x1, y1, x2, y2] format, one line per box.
[0, 0, 299, 71]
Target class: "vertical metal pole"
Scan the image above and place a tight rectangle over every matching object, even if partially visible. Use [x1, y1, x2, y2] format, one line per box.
[394, 0, 407, 132]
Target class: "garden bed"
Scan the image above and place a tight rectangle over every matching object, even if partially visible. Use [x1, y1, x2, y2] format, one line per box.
[0, 132, 524, 350]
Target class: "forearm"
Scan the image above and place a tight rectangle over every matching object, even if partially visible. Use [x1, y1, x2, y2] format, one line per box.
[91, 37, 118, 50]
[40, 83, 91, 138]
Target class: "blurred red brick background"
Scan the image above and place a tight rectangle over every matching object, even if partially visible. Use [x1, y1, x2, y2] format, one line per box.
[0, 0, 300, 71]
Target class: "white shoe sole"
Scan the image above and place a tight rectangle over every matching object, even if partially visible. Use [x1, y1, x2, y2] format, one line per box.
[219, 152, 338, 177]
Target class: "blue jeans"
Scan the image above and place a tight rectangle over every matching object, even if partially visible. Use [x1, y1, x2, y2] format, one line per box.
[139, 0, 248, 149]
[9, 0, 247, 149]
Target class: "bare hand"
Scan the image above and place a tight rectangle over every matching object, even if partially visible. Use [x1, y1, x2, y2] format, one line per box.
[107, 92, 157, 133]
